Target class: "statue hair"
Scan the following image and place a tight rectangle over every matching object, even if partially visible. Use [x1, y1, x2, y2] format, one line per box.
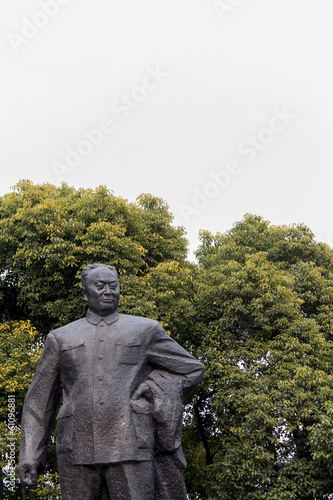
[82, 263, 118, 288]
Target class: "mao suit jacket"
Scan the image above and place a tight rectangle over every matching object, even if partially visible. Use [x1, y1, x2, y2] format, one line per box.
[19, 310, 204, 467]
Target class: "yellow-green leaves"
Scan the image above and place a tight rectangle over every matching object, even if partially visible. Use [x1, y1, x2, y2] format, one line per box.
[0, 321, 42, 417]
[189, 214, 333, 499]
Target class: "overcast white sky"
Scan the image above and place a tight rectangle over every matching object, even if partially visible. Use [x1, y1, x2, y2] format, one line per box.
[1, 0, 332, 258]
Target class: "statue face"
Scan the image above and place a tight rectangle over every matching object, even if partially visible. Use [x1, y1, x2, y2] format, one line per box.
[82, 267, 120, 317]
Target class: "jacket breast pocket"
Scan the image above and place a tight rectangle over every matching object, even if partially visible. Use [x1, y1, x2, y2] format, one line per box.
[116, 339, 140, 364]
[61, 340, 85, 366]
[61, 340, 85, 352]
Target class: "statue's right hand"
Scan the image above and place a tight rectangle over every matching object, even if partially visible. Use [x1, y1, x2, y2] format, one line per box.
[17, 459, 40, 487]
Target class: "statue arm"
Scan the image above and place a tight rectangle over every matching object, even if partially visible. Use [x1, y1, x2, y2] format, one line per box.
[18, 332, 62, 485]
[145, 322, 204, 398]
[132, 324, 203, 455]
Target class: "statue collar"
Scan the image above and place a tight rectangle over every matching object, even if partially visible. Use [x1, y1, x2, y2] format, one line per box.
[86, 309, 119, 325]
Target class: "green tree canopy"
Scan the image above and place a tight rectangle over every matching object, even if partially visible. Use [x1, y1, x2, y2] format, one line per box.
[188, 214, 333, 499]
[0, 180, 188, 333]
[0, 181, 191, 499]
[1, 185, 333, 500]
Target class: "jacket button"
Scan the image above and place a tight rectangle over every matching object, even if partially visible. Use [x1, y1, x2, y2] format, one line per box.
[98, 355, 103, 360]
[99, 323, 104, 327]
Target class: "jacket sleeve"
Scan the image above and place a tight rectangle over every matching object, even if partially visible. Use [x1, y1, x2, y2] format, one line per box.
[19, 332, 62, 468]
[145, 322, 204, 399]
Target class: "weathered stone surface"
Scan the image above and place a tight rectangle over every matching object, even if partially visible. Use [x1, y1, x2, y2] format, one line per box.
[18, 263, 204, 499]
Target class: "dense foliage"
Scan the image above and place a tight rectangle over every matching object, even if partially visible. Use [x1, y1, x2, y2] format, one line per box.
[0, 181, 190, 498]
[186, 216, 333, 499]
[0, 182, 333, 499]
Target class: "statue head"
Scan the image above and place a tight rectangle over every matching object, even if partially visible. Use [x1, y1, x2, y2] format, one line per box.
[82, 263, 120, 317]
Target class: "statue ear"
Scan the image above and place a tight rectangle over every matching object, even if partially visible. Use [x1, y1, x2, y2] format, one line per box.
[82, 287, 88, 302]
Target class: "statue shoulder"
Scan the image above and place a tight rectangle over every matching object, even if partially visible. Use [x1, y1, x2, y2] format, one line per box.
[50, 317, 87, 341]
[118, 313, 161, 331]
[119, 313, 159, 326]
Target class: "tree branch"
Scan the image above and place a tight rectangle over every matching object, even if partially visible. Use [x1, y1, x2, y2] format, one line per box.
[194, 399, 213, 466]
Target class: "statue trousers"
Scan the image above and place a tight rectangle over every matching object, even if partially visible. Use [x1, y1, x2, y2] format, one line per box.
[57, 452, 188, 500]
[57, 454, 154, 500]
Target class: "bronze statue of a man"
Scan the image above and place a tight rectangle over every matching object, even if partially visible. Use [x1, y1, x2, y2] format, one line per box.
[18, 263, 204, 499]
